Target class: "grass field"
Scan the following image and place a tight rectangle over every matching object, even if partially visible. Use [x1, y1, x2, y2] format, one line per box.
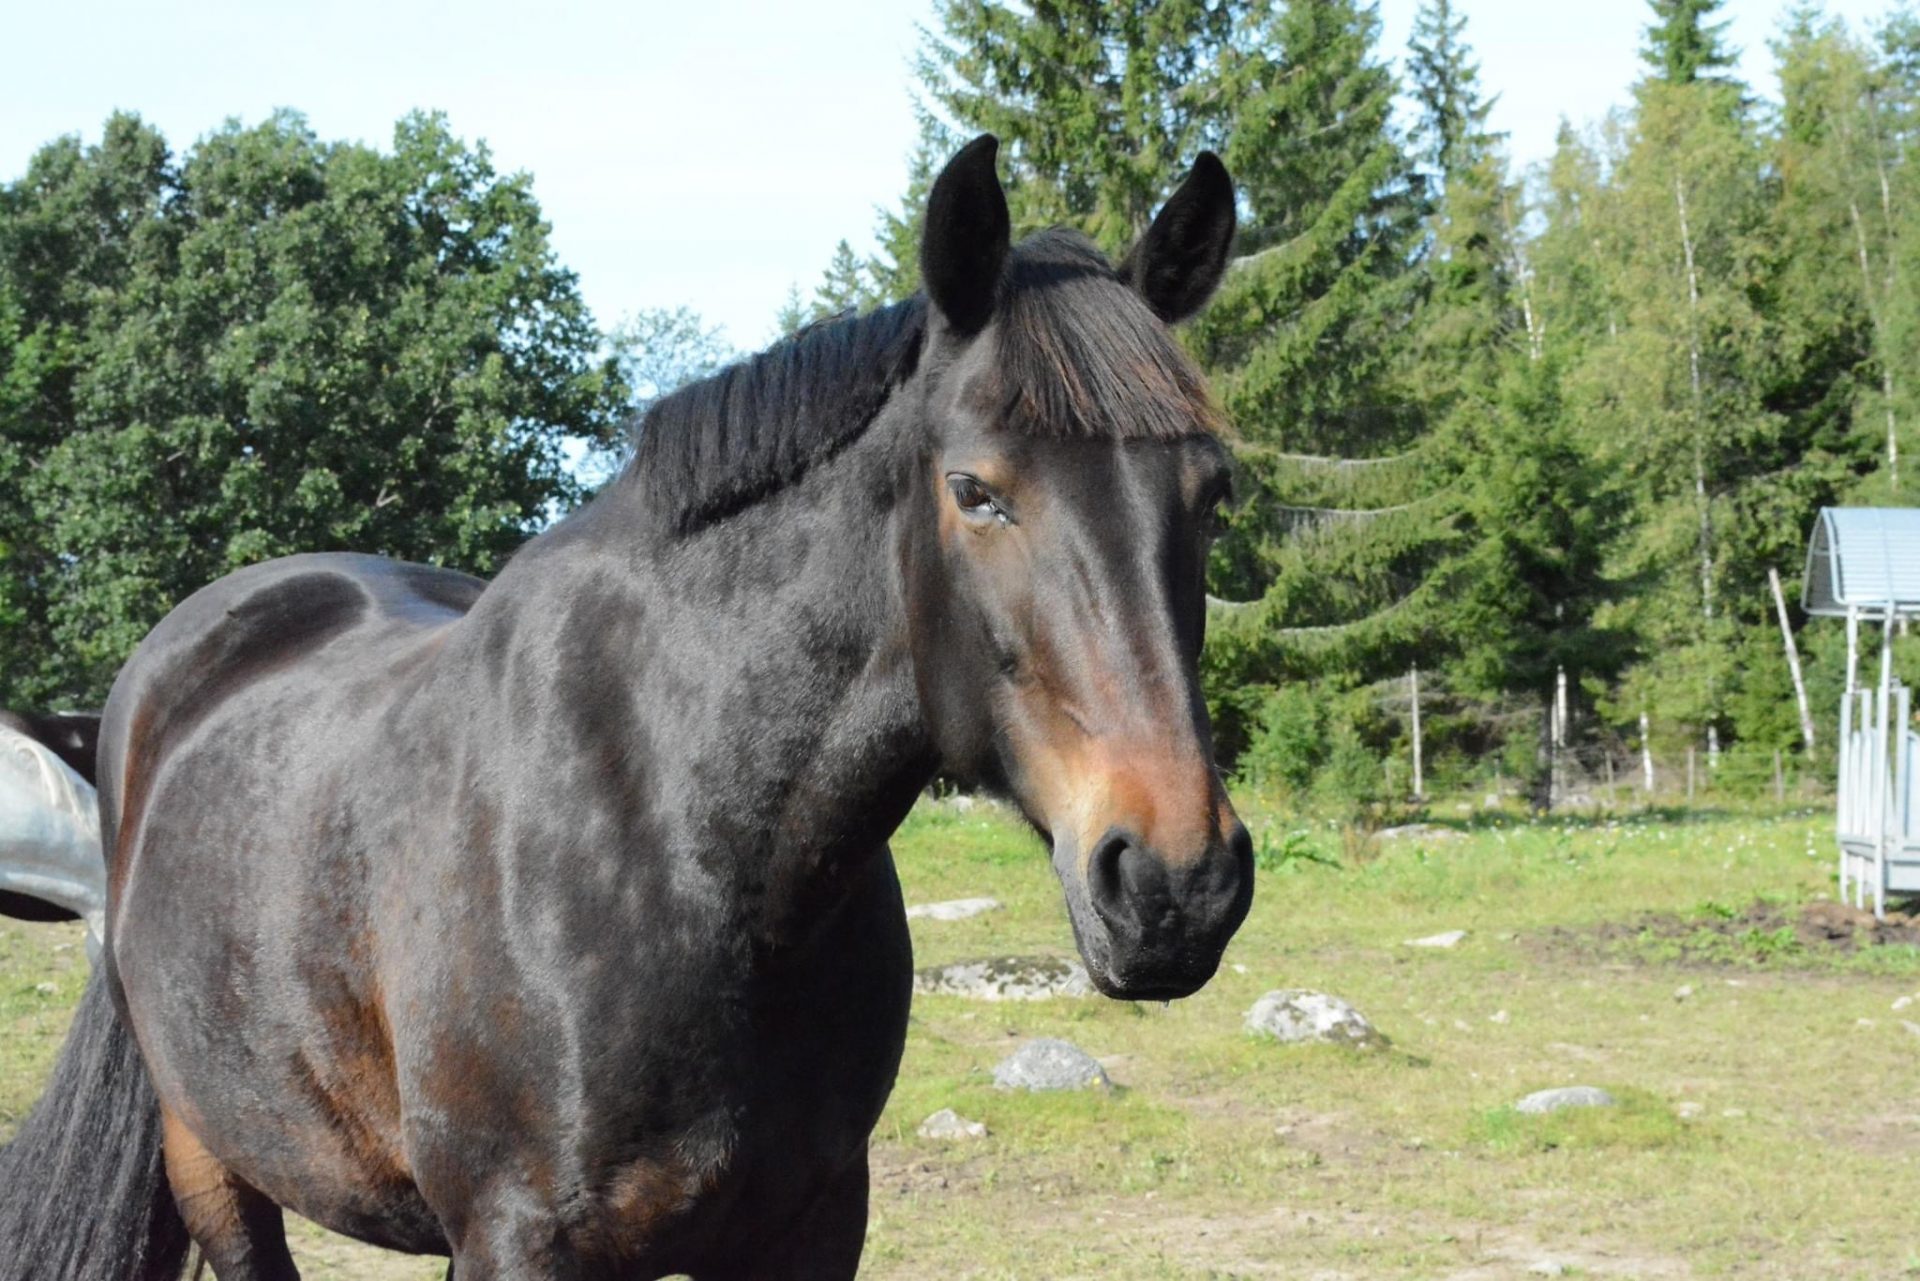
[6, 796, 1920, 1278]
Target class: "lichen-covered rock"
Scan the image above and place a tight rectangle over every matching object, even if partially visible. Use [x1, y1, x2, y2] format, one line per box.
[917, 1107, 989, 1140]
[1245, 990, 1387, 1049]
[992, 1038, 1111, 1091]
[913, 955, 1091, 1000]
[1514, 1086, 1615, 1114]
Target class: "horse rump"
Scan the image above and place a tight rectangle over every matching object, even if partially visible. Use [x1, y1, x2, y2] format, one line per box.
[0, 970, 189, 1281]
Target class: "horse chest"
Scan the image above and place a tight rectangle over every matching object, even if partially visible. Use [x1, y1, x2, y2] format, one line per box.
[386, 848, 913, 1263]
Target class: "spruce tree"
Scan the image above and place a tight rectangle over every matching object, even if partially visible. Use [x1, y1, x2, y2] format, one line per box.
[1641, 0, 1739, 86]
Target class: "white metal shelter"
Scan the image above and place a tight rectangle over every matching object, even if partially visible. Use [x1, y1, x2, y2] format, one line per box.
[1804, 507, 1920, 916]
[0, 723, 105, 949]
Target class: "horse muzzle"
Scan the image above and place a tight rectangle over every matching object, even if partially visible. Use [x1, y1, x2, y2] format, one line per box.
[1052, 820, 1254, 1000]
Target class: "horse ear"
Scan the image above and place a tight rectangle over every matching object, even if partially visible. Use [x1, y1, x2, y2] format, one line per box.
[921, 135, 1010, 335]
[1120, 152, 1236, 324]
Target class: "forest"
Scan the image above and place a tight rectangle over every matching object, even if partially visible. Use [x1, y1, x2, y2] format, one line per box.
[3, 0, 1917, 809]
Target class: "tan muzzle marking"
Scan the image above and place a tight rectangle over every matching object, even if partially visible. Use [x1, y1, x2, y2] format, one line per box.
[1015, 728, 1219, 875]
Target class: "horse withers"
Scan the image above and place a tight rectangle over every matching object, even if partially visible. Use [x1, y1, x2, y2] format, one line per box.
[0, 136, 1251, 1280]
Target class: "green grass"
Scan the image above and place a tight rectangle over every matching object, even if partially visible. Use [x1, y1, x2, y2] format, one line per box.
[6, 796, 1918, 1277]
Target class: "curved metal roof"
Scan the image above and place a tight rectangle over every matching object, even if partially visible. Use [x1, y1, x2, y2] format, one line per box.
[1803, 507, 1920, 617]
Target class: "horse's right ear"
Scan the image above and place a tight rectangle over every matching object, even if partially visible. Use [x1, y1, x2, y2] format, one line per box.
[1120, 152, 1236, 324]
[921, 135, 1010, 336]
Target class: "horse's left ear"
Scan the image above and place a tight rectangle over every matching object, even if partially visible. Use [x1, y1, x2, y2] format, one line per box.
[922, 135, 1011, 336]
[1120, 152, 1237, 324]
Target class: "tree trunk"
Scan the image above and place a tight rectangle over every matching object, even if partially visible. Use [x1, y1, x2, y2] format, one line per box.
[1769, 566, 1817, 752]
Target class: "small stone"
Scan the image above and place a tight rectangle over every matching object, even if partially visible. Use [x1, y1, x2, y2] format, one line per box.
[1231, 963, 1248, 975]
[1893, 995, 1913, 1012]
[1405, 930, 1468, 949]
[1675, 1101, 1704, 1119]
[917, 1108, 988, 1140]
[1857, 1017, 1878, 1029]
[1722, 1107, 1747, 1118]
[1673, 984, 1694, 1001]
[993, 1038, 1111, 1092]
[32, 981, 54, 996]
[1489, 1009, 1510, 1024]
[1453, 1018, 1473, 1032]
[1514, 1086, 1615, 1115]
[914, 956, 1091, 1001]
[1377, 824, 1463, 843]
[1528, 1262, 1567, 1278]
[1901, 1020, 1920, 1039]
[1245, 990, 1388, 1049]
[904, 897, 1001, 922]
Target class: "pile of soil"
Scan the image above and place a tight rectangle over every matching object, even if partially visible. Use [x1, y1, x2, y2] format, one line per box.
[1539, 898, 1920, 965]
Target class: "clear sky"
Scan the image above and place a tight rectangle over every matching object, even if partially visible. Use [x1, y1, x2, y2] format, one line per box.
[0, 1, 1902, 352]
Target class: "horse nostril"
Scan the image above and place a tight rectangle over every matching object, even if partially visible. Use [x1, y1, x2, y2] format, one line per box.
[1225, 822, 1254, 880]
[1086, 828, 1169, 932]
[1189, 821, 1256, 930]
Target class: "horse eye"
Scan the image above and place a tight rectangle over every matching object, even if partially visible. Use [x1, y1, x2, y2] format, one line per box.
[946, 474, 997, 516]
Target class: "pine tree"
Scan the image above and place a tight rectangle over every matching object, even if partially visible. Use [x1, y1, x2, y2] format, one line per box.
[1408, 0, 1496, 180]
[1641, 0, 1739, 86]
[918, 0, 1234, 254]
[1191, 0, 1431, 600]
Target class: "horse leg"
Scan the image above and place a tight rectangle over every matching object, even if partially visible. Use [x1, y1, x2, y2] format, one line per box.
[161, 1108, 300, 1281]
[701, 1156, 869, 1281]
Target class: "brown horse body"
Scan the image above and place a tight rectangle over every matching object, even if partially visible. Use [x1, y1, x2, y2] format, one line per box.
[0, 137, 1249, 1280]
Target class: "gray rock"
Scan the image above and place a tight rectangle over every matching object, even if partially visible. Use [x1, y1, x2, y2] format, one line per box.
[917, 1107, 988, 1140]
[1515, 1085, 1615, 1115]
[914, 955, 1091, 1001]
[1404, 929, 1467, 949]
[1527, 1262, 1567, 1278]
[904, 896, 1002, 922]
[1244, 990, 1387, 1049]
[993, 1038, 1111, 1091]
[1377, 823, 1463, 842]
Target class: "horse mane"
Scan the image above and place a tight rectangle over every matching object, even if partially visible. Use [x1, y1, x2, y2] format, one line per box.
[625, 228, 1220, 534]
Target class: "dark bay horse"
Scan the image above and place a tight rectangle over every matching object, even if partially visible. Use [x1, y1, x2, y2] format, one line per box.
[0, 136, 1251, 1280]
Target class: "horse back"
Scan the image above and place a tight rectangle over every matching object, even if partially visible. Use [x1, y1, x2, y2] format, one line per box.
[99, 552, 482, 870]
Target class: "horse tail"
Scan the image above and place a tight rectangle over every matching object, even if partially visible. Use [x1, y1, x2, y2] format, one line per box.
[0, 969, 190, 1281]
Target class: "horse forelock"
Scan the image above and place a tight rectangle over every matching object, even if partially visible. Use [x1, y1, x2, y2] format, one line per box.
[986, 228, 1222, 444]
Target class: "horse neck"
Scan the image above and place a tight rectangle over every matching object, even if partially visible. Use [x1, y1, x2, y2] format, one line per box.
[495, 411, 935, 943]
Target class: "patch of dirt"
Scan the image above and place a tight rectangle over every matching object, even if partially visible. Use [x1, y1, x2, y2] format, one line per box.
[1534, 899, 1920, 967]
[1819, 1109, 1920, 1160]
[1022, 1200, 1691, 1280]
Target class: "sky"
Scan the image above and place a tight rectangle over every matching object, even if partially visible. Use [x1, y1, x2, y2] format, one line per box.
[0, 0, 1903, 352]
